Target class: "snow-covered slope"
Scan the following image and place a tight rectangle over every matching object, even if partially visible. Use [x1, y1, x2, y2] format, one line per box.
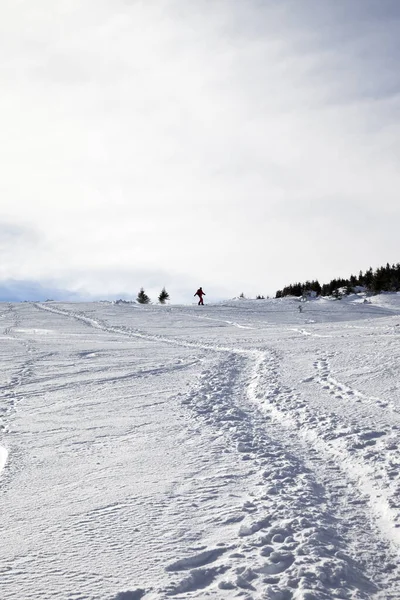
[1, 296, 400, 599]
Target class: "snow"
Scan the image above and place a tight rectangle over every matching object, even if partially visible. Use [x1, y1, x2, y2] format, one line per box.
[0, 445, 7, 477]
[1, 296, 400, 599]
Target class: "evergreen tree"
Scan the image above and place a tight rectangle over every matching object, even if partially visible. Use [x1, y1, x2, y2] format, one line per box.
[137, 288, 151, 304]
[363, 268, 373, 288]
[158, 287, 170, 304]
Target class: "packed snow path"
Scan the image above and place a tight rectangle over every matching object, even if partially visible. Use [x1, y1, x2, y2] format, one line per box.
[1, 296, 400, 600]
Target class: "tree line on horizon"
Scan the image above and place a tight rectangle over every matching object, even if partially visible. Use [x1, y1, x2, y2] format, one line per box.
[275, 262, 400, 299]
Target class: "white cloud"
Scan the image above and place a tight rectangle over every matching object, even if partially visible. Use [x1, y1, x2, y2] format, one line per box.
[1, 0, 399, 301]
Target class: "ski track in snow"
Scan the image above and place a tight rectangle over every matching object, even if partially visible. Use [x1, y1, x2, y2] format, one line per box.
[1, 298, 400, 599]
[0, 305, 35, 434]
[0, 445, 7, 477]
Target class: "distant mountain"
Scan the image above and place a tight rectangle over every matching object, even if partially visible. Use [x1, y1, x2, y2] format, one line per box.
[0, 279, 80, 302]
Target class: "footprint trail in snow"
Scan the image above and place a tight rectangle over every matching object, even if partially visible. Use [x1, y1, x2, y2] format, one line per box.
[1, 296, 400, 599]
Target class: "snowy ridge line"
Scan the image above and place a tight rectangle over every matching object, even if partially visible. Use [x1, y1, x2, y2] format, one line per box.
[35, 303, 400, 554]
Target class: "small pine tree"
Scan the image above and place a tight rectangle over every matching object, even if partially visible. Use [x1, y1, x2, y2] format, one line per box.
[158, 287, 170, 304]
[137, 287, 151, 304]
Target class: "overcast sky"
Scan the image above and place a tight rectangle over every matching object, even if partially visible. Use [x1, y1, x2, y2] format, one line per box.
[1, 0, 399, 302]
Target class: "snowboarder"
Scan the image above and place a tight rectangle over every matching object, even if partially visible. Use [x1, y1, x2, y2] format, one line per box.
[194, 287, 206, 305]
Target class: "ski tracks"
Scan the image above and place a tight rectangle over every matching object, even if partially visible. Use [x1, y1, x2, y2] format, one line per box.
[296, 352, 400, 542]
[166, 353, 378, 599]
[33, 303, 400, 598]
[0, 305, 40, 479]
[247, 351, 400, 593]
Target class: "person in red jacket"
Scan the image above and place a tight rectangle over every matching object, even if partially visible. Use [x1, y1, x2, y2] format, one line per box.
[194, 287, 206, 305]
